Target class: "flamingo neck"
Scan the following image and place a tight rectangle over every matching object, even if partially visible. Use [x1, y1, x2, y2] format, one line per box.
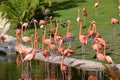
[79, 20, 82, 36]
[96, 0, 99, 3]
[42, 28, 46, 52]
[16, 33, 18, 45]
[67, 21, 70, 36]
[88, 25, 92, 34]
[78, 9, 80, 18]
[33, 40, 36, 56]
[61, 55, 64, 65]
[92, 24, 96, 32]
[34, 22, 37, 37]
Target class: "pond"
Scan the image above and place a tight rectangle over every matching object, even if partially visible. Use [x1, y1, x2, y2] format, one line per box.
[0, 52, 109, 80]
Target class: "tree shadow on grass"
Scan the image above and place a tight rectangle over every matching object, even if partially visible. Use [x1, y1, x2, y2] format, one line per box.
[51, 0, 86, 17]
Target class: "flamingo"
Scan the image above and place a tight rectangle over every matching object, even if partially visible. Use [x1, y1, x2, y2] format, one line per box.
[42, 26, 51, 79]
[16, 45, 33, 55]
[87, 21, 101, 42]
[21, 18, 29, 31]
[96, 51, 114, 64]
[94, 38, 107, 56]
[66, 20, 71, 37]
[49, 33, 57, 51]
[39, 20, 46, 29]
[42, 26, 50, 57]
[111, 18, 119, 24]
[54, 20, 62, 46]
[43, 26, 51, 46]
[60, 56, 67, 72]
[111, 18, 119, 36]
[22, 39, 37, 62]
[92, 43, 102, 53]
[95, 0, 99, 8]
[79, 19, 87, 44]
[21, 24, 31, 43]
[62, 20, 75, 43]
[78, 19, 87, 59]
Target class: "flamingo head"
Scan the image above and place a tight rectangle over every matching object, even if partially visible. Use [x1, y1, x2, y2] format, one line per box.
[39, 20, 46, 25]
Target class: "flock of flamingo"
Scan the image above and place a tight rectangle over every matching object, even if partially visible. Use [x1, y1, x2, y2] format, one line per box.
[0, 0, 119, 80]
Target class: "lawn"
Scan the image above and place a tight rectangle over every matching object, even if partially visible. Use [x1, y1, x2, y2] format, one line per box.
[8, 0, 120, 64]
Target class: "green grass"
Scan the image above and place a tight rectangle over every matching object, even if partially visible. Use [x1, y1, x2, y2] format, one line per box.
[8, 0, 120, 64]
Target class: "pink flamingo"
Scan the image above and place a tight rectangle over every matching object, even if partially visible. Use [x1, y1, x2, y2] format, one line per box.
[60, 56, 67, 72]
[111, 18, 119, 24]
[22, 39, 37, 62]
[66, 20, 72, 37]
[96, 51, 114, 64]
[21, 24, 31, 43]
[49, 33, 57, 51]
[92, 43, 102, 53]
[54, 20, 62, 46]
[42, 26, 51, 79]
[42, 26, 50, 57]
[39, 20, 46, 29]
[79, 19, 87, 44]
[111, 18, 119, 36]
[21, 18, 29, 31]
[78, 19, 87, 59]
[87, 21, 101, 42]
[94, 38, 107, 56]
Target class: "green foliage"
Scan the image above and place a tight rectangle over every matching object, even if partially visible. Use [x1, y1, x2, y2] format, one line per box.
[0, 0, 52, 24]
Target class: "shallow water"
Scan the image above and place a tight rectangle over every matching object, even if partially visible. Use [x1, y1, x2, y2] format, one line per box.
[0, 52, 108, 80]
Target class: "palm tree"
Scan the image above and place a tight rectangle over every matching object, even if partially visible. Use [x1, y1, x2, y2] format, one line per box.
[0, 0, 39, 23]
[0, 0, 52, 26]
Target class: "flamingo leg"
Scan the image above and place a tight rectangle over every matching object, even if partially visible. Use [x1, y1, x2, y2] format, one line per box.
[82, 70, 86, 80]
[81, 44, 86, 60]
